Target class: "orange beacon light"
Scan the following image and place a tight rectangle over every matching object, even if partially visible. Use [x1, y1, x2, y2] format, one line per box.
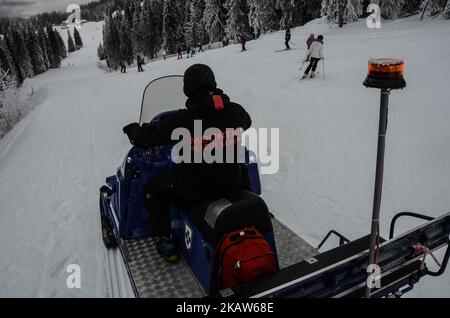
[363, 58, 406, 90]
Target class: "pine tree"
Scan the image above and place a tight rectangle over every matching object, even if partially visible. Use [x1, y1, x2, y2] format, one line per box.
[444, 0, 450, 18]
[248, 0, 278, 38]
[132, 5, 143, 55]
[225, 0, 251, 40]
[73, 27, 83, 48]
[140, 0, 163, 59]
[400, 0, 422, 17]
[67, 30, 76, 53]
[192, 0, 208, 45]
[276, 0, 296, 28]
[55, 30, 67, 59]
[321, 0, 362, 26]
[119, 14, 133, 64]
[204, 0, 227, 42]
[103, 15, 121, 68]
[375, 0, 404, 19]
[162, 0, 182, 53]
[26, 30, 47, 75]
[0, 36, 18, 82]
[46, 26, 61, 68]
[37, 28, 50, 69]
[183, 0, 194, 45]
[9, 29, 34, 83]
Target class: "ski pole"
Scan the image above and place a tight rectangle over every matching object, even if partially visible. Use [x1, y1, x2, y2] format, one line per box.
[322, 57, 326, 80]
[290, 40, 300, 48]
[300, 51, 308, 71]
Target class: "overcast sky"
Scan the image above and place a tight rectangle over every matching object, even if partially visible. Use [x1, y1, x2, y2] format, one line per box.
[0, 0, 94, 17]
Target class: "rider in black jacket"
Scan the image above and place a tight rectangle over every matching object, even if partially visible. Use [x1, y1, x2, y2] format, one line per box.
[123, 64, 252, 262]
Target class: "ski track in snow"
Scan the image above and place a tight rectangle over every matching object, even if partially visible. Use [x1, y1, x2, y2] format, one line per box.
[0, 17, 449, 297]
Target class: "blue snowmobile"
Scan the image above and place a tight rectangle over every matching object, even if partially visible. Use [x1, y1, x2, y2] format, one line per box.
[99, 75, 450, 298]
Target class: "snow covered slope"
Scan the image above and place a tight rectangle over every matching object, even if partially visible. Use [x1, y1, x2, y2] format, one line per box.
[0, 16, 449, 297]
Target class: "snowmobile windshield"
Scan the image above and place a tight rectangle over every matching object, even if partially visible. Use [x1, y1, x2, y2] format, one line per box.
[139, 75, 186, 125]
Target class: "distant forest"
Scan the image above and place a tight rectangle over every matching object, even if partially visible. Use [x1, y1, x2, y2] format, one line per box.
[1, 0, 450, 82]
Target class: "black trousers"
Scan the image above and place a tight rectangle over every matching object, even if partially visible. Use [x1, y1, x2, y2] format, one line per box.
[285, 40, 290, 50]
[143, 171, 180, 237]
[304, 57, 321, 75]
[138, 64, 144, 72]
[120, 66, 126, 73]
[143, 169, 248, 238]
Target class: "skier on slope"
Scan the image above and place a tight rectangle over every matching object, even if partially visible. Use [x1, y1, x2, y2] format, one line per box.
[137, 53, 145, 72]
[122, 64, 252, 263]
[120, 58, 127, 73]
[240, 35, 247, 51]
[285, 27, 291, 50]
[306, 33, 315, 50]
[302, 35, 324, 79]
[177, 46, 183, 59]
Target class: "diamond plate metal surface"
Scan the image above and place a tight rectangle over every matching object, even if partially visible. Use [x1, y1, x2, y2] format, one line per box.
[272, 218, 318, 269]
[124, 238, 205, 298]
[124, 219, 316, 298]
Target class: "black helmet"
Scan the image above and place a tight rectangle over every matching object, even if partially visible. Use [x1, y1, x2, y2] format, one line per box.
[183, 64, 217, 98]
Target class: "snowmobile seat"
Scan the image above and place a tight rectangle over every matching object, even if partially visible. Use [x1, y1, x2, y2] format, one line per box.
[181, 190, 274, 246]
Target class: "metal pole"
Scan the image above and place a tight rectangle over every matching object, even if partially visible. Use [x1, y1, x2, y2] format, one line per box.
[365, 88, 390, 298]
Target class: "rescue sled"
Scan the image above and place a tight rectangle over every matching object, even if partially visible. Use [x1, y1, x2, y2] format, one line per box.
[99, 75, 450, 298]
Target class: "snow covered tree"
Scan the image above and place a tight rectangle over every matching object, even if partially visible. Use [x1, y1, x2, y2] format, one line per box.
[67, 30, 76, 53]
[131, 5, 144, 55]
[0, 37, 18, 82]
[46, 26, 65, 68]
[204, 0, 227, 42]
[183, 0, 196, 46]
[191, 0, 208, 45]
[37, 28, 50, 69]
[276, 0, 296, 28]
[9, 29, 34, 82]
[162, 0, 183, 53]
[444, 1, 450, 18]
[321, 0, 362, 26]
[141, 0, 163, 58]
[103, 16, 122, 68]
[399, 0, 422, 17]
[26, 30, 47, 75]
[248, 0, 278, 38]
[378, 0, 405, 19]
[225, 0, 251, 40]
[421, 0, 450, 17]
[119, 14, 134, 64]
[55, 30, 67, 59]
[73, 27, 83, 48]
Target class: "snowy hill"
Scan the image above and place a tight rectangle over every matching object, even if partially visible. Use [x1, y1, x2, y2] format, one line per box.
[0, 16, 450, 297]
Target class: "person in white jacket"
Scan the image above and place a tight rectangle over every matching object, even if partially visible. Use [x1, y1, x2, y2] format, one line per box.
[303, 35, 324, 79]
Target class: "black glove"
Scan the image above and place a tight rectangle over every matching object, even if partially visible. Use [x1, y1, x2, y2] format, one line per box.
[123, 123, 142, 146]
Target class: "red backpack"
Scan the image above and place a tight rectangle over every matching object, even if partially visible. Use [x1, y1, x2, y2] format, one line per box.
[213, 227, 277, 290]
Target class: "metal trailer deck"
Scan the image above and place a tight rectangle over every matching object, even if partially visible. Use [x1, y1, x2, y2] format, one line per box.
[119, 218, 317, 298]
